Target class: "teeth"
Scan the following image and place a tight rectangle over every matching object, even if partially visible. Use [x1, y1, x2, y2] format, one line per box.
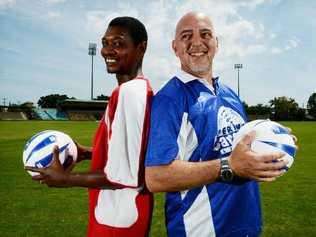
[106, 59, 116, 63]
[190, 52, 204, 56]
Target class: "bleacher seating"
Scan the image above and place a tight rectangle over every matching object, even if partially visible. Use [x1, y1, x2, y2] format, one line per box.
[33, 108, 69, 120]
[67, 112, 96, 121]
[45, 108, 68, 120]
[34, 108, 52, 120]
[0, 112, 27, 120]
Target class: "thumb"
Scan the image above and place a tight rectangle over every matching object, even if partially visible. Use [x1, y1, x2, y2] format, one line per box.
[51, 145, 62, 168]
[240, 130, 256, 146]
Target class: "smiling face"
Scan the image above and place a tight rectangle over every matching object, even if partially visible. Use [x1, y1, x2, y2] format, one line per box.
[172, 12, 218, 78]
[101, 26, 144, 76]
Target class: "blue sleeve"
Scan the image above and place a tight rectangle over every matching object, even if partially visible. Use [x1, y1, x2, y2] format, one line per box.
[145, 94, 183, 166]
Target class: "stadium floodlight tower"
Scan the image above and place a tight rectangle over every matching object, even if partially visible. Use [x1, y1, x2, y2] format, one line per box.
[234, 63, 243, 97]
[88, 43, 97, 100]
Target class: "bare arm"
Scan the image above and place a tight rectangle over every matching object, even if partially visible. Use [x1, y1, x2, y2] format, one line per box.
[25, 146, 122, 189]
[145, 159, 220, 192]
[75, 142, 92, 162]
[145, 131, 287, 193]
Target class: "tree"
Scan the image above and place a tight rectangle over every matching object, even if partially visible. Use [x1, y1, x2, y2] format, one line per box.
[307, 92, 316, 118]
[246, 103, 271, 115]
[242, 101, 248, 111]
[37, 94, 72, 108]
[95, 94, 110, 101]
[269, 96, 299, 121]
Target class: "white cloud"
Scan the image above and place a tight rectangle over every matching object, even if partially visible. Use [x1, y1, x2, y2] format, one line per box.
[0, 0, 15, 9]
[285, 38, 299, 50]
[46, 0, 66, 4]
[271, 47, 282, 54]
[240, 0, 265, 10]
[81, 0, 276, 89]
[271, 37, 300, 54]
[269, 32, 276, 39]
[47, 11, 61, 19]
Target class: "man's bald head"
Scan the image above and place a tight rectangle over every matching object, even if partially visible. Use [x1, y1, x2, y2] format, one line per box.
[175, 12, 215, 38]
[172, 12, 218, 79]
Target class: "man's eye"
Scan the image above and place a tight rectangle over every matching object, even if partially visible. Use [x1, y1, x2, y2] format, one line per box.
[181, 34, 190, 40]
[102, 41, 108, 47]
[113, 41, 122, 47]
[202, 32, 212, 39]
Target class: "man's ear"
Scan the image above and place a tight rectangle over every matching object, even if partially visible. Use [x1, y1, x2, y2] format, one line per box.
[172, 40, 178, 57]
[138, 41, 147, 57]
[215, 36, 219, 54]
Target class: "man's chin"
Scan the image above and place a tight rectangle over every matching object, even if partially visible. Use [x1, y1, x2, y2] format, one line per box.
[106, 68, 118, 74]
[190, 65, 211, 75]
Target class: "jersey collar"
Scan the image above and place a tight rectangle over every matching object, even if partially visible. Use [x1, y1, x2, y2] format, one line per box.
[174, 69, 197, 83]
[175, 69, 219, 94]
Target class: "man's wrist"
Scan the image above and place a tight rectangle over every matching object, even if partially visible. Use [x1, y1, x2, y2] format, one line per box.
[220, 156, 234, 182]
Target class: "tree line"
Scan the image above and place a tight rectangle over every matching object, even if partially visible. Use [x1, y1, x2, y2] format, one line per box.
[8, 92, 316, 121]
[37, 94, 110, 108]
[243, 95, 313, 121]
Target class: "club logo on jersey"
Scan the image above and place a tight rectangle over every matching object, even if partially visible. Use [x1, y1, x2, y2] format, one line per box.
[213, 106, 245, 156]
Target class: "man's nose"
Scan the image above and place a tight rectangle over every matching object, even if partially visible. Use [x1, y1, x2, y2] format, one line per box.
[101, 46, 115, 58]
[191, 33, 203, 46]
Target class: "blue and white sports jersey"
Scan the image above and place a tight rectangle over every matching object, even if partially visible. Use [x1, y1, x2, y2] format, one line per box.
[146, 70, 262, 237]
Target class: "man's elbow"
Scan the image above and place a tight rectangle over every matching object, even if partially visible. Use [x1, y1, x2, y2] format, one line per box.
[145, 167, 165, 193]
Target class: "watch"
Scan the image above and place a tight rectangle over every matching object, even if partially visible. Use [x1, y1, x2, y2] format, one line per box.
[220, 157, 234, 182]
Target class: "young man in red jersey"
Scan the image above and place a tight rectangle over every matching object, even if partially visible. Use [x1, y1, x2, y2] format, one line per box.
[26, 16, 153, 237]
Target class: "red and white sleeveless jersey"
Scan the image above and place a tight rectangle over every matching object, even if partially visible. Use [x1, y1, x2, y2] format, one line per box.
[87, 76, 153, 237]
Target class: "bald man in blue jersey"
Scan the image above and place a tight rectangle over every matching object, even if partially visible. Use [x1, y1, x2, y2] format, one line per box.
[145, 12, 288, 237]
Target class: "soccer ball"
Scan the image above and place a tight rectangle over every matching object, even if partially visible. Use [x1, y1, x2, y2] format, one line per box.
[232, 119, 297, 170]
[23, 130, 77, 176]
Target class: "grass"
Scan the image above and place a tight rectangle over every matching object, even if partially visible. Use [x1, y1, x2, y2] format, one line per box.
[0, 121, 315, 236]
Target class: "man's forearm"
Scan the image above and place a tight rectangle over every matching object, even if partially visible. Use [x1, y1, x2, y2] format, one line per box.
[46, 170, 124, 189]
[65, 171, 113, 188]
[77, 145, 92, 161]
[145, 159, 221, 192]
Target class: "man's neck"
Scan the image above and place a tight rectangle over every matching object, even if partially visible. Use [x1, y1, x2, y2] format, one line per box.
[116, 67, 143, 86]
[182, 67, 213, 84]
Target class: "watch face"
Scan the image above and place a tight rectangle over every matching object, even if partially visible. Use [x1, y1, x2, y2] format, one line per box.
[222, 169, 233, 181]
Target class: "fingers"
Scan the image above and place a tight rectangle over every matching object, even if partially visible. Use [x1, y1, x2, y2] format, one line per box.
[259, 152, 287, 163]
[286, 126, 298, 146]
[240, 130, 256, 146]
[51, 145, 62, 168]
[25, 166, 44, 174]
[256, 177, 277, 182]
[65, 161, 76, 173]
[286, 126, 292, 134]
[255, 169, 285, 178]
[32, 174, 44, 181]
[262, 159, 288, 171]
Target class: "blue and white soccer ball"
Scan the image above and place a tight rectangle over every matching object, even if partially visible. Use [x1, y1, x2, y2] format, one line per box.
[23, 130, 78, 176]
[232, 120, 297, 171]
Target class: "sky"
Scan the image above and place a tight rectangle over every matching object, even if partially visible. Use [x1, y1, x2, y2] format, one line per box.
[0, 0, 315, 107]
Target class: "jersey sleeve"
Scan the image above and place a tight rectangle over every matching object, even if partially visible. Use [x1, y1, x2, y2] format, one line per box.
[145, 94, 183, 166]
[104, 79, 150, 188]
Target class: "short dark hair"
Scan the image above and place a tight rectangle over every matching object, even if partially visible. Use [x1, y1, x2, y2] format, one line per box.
[108, 16, 148, 45]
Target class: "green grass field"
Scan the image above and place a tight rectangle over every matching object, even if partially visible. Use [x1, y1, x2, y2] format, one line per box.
[0, 121, 315, 237]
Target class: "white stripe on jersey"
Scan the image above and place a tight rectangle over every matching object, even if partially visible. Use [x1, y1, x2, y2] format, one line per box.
[183, 186, 216, 237]
[177, 112, 199, 200]
[177, 112, 198, 162]
[176, 113, 216, 236]
[105, 79, 147, 187]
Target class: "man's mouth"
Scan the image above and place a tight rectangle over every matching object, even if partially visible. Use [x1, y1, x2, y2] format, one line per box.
[106, 58, 117, 63]
[188, 51, 207, 57]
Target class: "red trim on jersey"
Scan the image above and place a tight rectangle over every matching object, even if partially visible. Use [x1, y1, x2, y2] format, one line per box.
[87, 76, 153, 237]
